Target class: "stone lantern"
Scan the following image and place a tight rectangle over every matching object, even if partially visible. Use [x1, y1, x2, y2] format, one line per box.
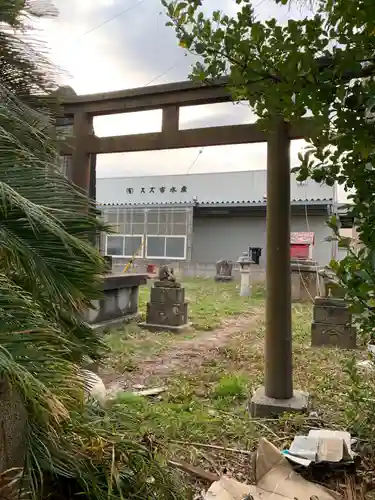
[237, 252, 253, 297]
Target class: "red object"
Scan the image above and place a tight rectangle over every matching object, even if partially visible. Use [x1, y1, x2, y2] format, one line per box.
[147, 264, 157, 274]
[290, 232, 314, 260]
[290, 244, 310, 259]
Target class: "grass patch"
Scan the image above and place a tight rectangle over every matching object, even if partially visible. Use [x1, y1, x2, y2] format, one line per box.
[139, 279, 265, 330]
[212, 374, 249, 400]
[103, 278, 265, 375]
[103, 278, 369, 492]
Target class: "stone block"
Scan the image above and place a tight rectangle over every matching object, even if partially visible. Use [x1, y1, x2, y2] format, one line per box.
[146, 301, 188, 327]
[150, 286, 185, 305]
[214, 275, 234, 282]
[314, 296, 347, 307]
[313, 304, 352, 325]
[154, 280, 181, 288]
[291, 265, 318, 302]
[311, 322, 357, 349]
[249, 386, 310, 418]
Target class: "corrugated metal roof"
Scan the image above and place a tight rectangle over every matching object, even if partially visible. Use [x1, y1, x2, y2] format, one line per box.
[96, 170, 334, 206]
[98, 199, 332, 208]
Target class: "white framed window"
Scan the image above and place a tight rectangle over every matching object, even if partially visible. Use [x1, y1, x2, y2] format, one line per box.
[105, 235, 144, 258]
[145, 235, 187, 260]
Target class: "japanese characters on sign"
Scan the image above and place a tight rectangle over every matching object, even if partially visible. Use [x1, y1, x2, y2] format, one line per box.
[126, 186, 188, 195]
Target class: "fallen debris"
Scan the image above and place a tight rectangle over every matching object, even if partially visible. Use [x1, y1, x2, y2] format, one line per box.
[132, 386, 167, 397]
[203, 438, 341, 500]
[356, 360, 374, 372]
[168, 459, 220, 483]
[170, 440, 254, 456]
[284, 429, 355, 467]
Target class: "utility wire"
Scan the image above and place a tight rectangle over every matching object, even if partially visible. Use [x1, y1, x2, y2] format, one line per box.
[186, 149, 204, 174]
[82, 0, 148, 37]
[76, 0, 183, 88]
[145, 61, 183, 86]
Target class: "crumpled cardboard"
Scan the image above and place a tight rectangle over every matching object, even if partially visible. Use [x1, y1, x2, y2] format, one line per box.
[204, 438, 341, 500]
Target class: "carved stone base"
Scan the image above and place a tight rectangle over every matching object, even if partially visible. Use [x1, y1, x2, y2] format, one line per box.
[146, 301, 188, 327]
[311, 322, 357, 349]
[311, 297, 356, 349]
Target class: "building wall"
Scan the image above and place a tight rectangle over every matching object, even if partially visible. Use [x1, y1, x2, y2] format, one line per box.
[97, 170, 334, 206]
[192, 214, 333, 267]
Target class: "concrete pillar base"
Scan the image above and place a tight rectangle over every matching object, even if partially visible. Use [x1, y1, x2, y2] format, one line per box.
[249, 386, 310, 418]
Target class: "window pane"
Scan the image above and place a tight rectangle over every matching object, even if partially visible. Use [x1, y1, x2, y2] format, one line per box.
[158, 223, 168, 235]
[173, 211, 187, 223]
[132, 223, 144, 234]
[124, 236, 143, 257]
[172, 223, 186, 235]
[133, 211, 145, 223]
[147, 236, 165, 257]
[106, 236, 124, 256]
[146, 223, 158, 234]
[166, 237, 185, 259]
[147, 210, 158, 223]
[107, 212, 117, 224]
[158, 212, 168, 223]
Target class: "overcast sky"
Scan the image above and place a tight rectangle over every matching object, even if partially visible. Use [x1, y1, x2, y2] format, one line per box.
[36, 0, 351, 200]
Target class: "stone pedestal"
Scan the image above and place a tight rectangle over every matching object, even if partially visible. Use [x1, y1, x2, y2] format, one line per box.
[249, 386, 310, 418]
[311, 297, 356, 349]
[84, 273, 148, 331]
[291, 259, 318, 302]
[141, 280, 191, 332]
[214, 260, 233, 282]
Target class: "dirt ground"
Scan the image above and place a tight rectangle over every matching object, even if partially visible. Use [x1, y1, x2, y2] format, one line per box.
[103, 307, 264, 396]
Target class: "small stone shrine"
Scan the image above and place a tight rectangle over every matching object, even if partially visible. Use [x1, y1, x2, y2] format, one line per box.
[141, 265, 191, 332]
[214, 259, 233, 282]
[311, 295, 356, 349]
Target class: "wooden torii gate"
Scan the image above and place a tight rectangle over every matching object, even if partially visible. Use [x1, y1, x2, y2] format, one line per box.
[60, 80, 311, 416]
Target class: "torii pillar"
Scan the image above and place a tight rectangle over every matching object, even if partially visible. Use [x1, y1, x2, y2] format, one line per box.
[71, 111, 96, 199]
[249, 117, 310, 417]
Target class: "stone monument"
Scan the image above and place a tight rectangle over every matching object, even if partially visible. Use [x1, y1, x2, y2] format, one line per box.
[214, 259, 233, 282]
[141, 265, 191, 332]
[311, 296, 356, 349]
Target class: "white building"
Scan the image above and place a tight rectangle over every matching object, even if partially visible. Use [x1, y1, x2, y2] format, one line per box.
[97, 170, 337, 274]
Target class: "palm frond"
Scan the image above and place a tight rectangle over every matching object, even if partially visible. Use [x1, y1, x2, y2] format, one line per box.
[0, 3, 184, 500]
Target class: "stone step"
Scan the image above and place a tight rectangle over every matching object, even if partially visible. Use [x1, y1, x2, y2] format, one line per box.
[150, 286, 185, 304]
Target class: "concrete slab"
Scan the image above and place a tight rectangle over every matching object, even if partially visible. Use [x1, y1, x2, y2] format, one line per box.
[140, 321, 192, 333]
[249, 386, 310, 418]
